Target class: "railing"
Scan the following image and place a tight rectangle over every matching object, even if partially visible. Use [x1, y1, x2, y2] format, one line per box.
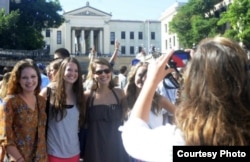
[0, 48, 53, 66]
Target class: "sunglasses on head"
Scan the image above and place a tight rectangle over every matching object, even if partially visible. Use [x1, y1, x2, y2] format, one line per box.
[94, 69, 111, 75]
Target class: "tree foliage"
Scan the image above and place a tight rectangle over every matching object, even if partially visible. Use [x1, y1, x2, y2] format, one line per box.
[0, 0, 64, 50]
[169, 0, 222, 48]
[0, 9, 20, 49]
[218, 0, 250, 49]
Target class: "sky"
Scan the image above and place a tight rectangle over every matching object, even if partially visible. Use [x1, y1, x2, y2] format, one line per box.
[59, 0, 188, 21]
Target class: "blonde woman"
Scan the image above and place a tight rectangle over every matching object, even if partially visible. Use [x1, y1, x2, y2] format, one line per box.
[124, 61, 176, 128]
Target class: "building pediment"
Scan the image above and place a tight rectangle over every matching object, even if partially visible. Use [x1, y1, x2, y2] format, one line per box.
[64, 5, 112, 18]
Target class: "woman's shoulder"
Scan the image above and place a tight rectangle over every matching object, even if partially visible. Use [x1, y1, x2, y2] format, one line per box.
[84, 89, 92, 98]
[47, 82, 57, 89]
[1, 95, 22, 107]
[37, 95, 46, 101]
[113, 87, 125, 98]
[3, 95, 17, 102]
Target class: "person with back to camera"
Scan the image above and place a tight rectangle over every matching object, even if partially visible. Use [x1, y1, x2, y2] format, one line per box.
[121, 37, 250, 162]
[118, 65, 128, 89]
[54, 48, 70, 59]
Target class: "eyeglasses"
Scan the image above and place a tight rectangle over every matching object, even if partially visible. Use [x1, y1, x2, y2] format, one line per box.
[94, 69, 111, 75]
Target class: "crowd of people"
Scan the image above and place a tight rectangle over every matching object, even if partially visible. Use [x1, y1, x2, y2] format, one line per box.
[0, 36, 249, 162]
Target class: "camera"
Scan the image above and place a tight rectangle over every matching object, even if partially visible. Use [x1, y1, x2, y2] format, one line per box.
[165, 50, 190, 89]
[168, 50, 190, 68]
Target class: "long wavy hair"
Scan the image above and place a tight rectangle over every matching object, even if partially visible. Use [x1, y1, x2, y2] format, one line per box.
[175, 37, 250, 145]
[0, 72, 11, 99]
[52, 57, 86, 127]
[8, 59, 41, 95]
[126, 62, 161, 114]
[87, 57, 115, 91]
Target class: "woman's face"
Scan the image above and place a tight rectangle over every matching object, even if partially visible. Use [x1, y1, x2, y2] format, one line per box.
[134, 65, 147, 89]
[48, 66, 58, 81]
[93, 64, 112, 86]
[19, 67, 38, 93]
[63, 62, 79, 84]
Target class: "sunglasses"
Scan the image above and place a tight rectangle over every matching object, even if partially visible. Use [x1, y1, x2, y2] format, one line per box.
[94, 69, 111, 75]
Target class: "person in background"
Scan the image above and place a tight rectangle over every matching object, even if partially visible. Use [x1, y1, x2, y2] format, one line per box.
[39, 57, 86, 162]
[46, 58, 63, 81]
[124, 61, 176, 128]
[122, 37, 250, 161]
[84, 40, 120, 91]
[156, 71, 181, 124]
[135, 48, 147, 62]
[118, 65, 128, 89]
[0, 72, 11, 103]
[37, 62, 50, 89]
[54, 48, 70, 59]
[83, 57, 130, 162]
[0, 66, 13, 89]
[88, 46, 97, 62]
[0, 59, 47, 161]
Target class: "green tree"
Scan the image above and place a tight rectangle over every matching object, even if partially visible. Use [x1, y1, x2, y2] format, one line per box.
[0, 0, 64, 50]
[0, 9, 20, 49]
[169, 0, 221, 48]
[218, 0, 250, 49]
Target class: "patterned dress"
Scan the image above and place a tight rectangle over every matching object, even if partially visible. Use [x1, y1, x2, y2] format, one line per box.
[0, 95, 48, 162]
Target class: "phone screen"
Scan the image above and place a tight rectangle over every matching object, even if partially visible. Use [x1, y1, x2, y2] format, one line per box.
[172, 50, 190, 67]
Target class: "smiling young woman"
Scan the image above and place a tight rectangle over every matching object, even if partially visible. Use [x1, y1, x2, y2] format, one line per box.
[83, 57, 130, 162]
[39, 57, 86, 162]
[0, 58, 48, 162]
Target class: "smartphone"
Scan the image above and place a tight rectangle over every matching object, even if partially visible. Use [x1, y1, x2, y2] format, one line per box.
[171, 50, 190, 67]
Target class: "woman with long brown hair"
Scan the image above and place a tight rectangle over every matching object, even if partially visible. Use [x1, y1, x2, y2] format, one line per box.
[122, 37, 250, 161]
[40, 57, 86, 162]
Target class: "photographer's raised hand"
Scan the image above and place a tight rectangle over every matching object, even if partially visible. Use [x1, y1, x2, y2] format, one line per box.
[130, 50, 175, 122]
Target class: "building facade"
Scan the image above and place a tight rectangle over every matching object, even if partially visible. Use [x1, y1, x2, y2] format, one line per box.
[160, 2, 186, 54]
[43, 2, 161, 56]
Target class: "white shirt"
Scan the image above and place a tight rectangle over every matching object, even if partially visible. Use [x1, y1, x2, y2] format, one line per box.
[118, 73, 127, 89]
[121, 118, 185, 162]
[148, 110, 165, 129]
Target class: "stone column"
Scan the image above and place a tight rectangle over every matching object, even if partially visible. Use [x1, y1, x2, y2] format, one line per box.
[81, 29, 85, 54]
[71, 29, 75, 54]
[98, 30, 103, 54]
[90, 30, 94, 48]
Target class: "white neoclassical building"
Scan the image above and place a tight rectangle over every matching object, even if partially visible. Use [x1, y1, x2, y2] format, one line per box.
[160, 2, 186, 54]
[43, 1, 161, 56]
